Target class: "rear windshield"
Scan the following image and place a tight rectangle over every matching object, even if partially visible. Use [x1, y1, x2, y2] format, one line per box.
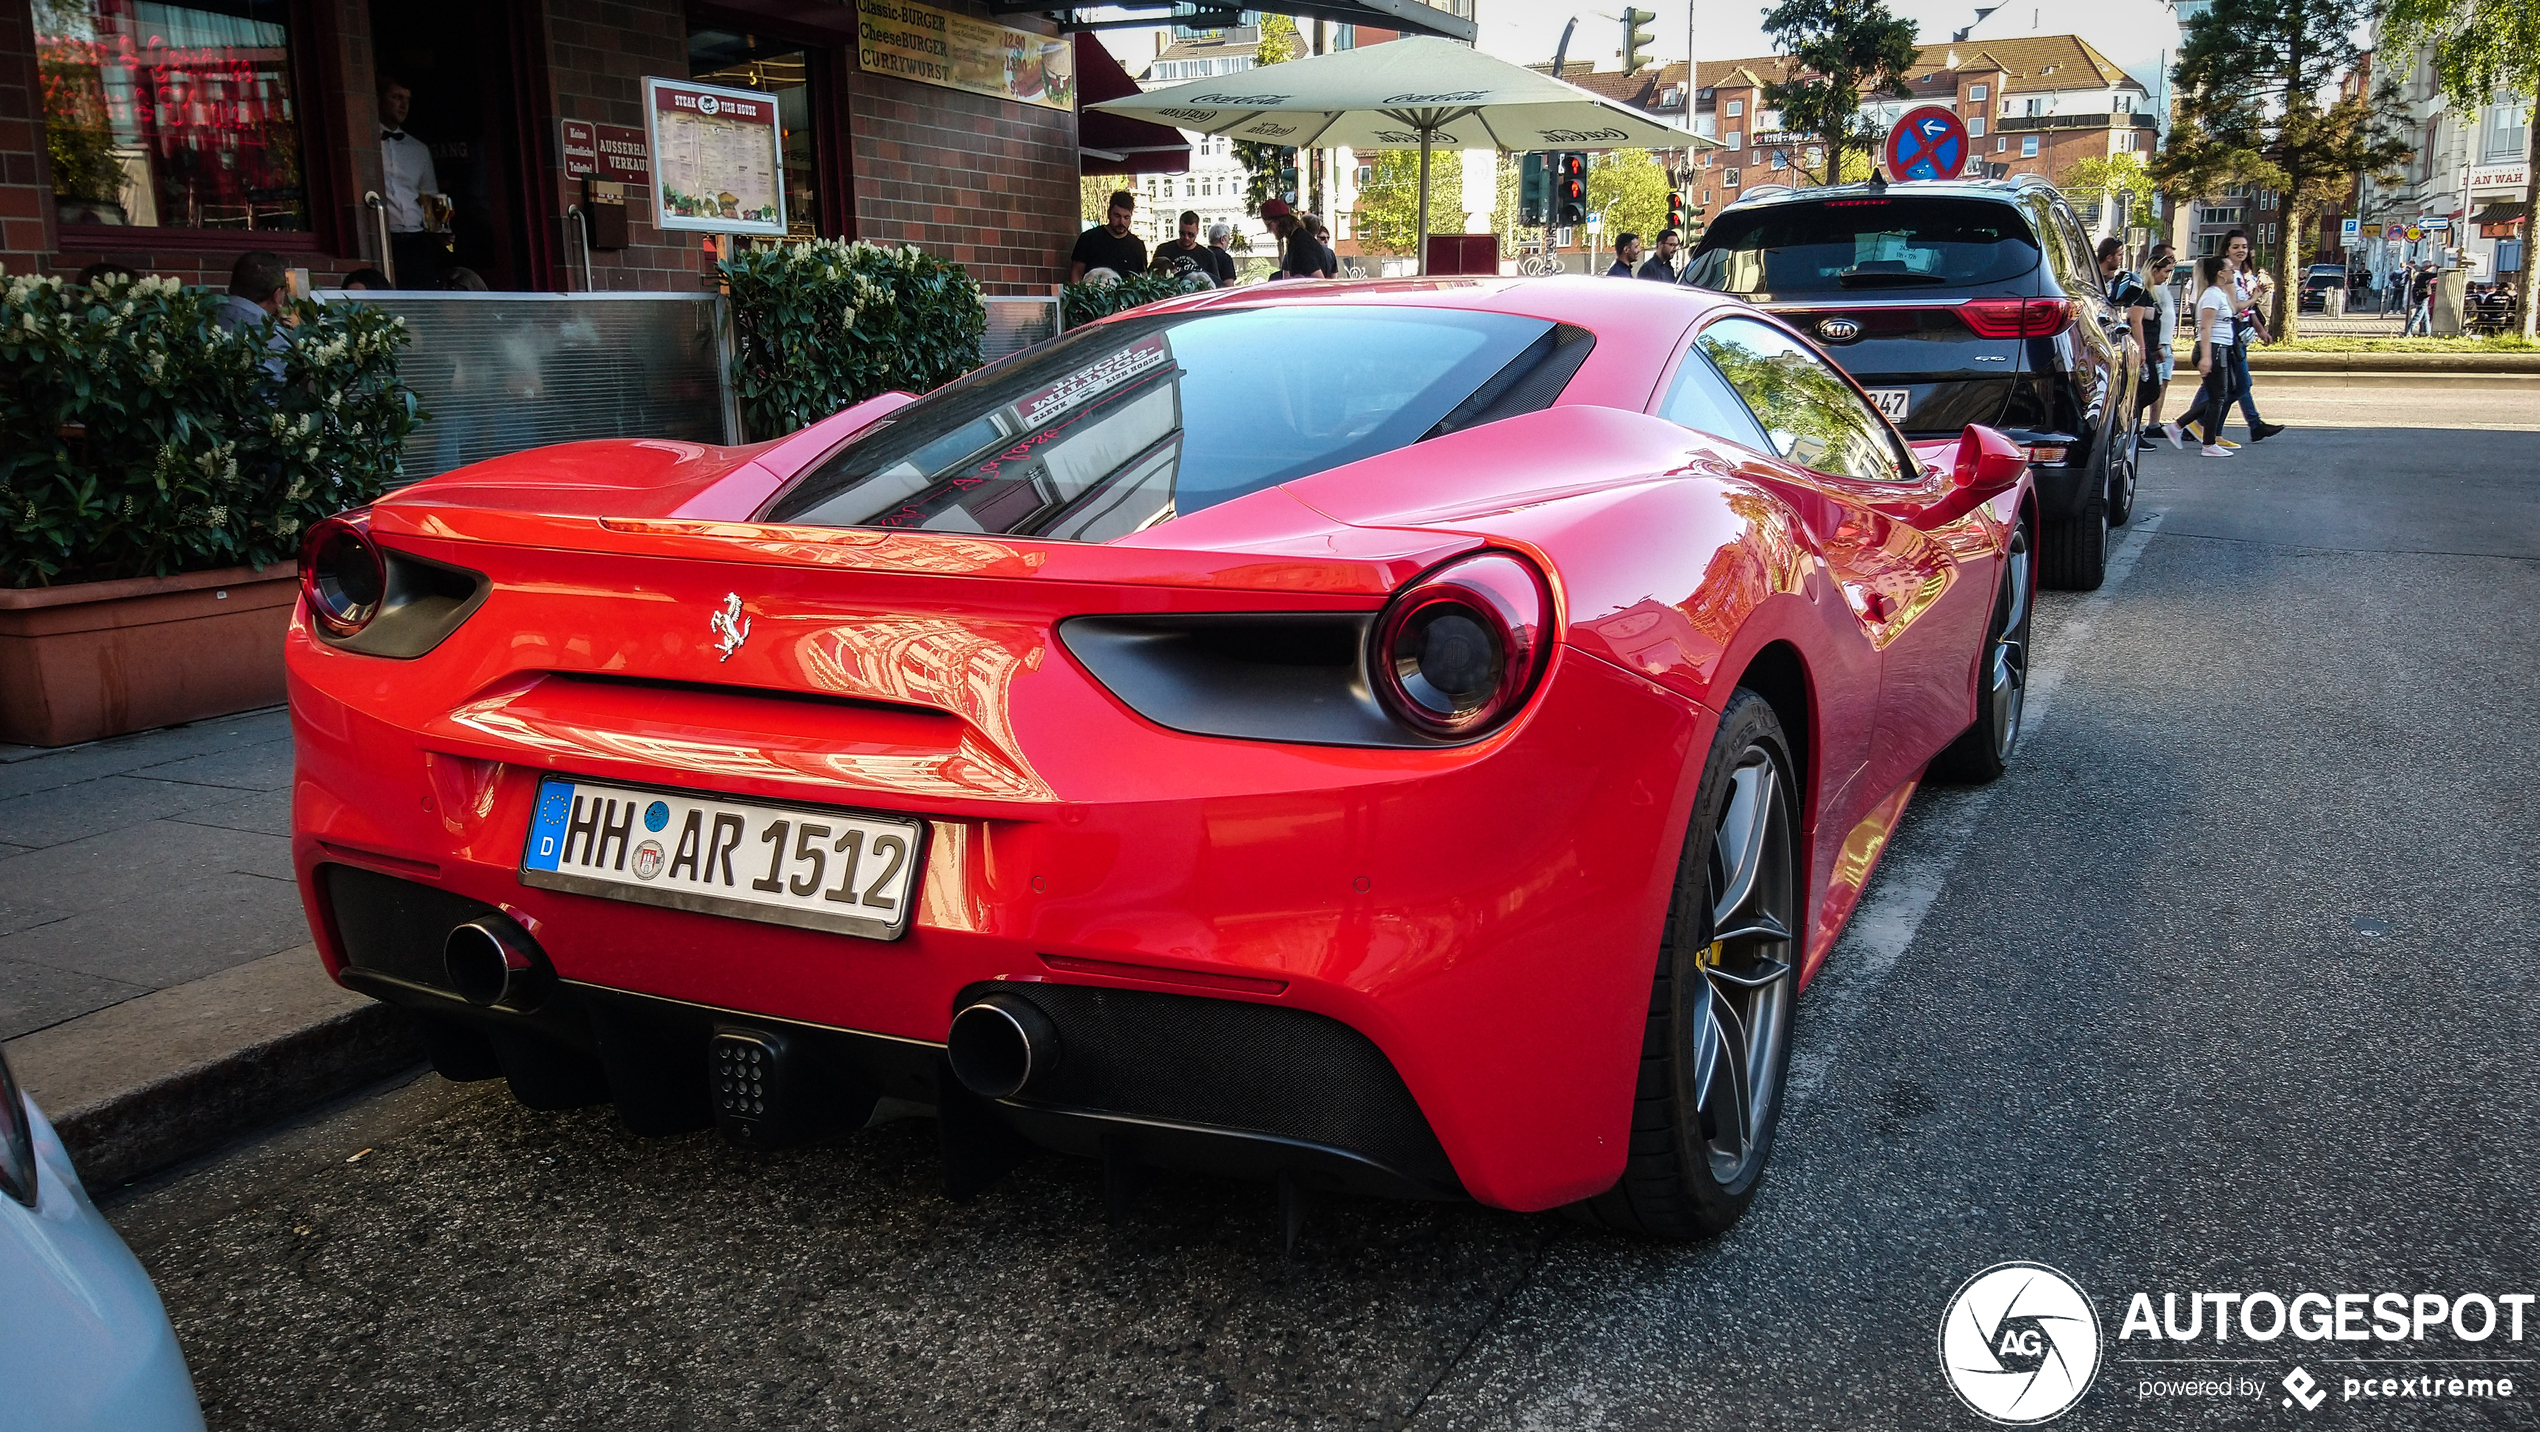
[1683, 196, 2041, 297]
[765, 305, 1560, 540]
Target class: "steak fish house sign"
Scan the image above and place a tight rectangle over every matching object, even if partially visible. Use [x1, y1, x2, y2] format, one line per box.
[645, 77, 784, 237]
[856, 0, 1074, 112]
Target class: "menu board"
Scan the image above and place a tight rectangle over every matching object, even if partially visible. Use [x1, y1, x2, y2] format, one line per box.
[856, 0, 1074, 113]
[642, 77, 786, 236]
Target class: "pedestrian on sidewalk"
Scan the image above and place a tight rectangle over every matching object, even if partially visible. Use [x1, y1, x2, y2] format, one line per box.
[2188, 253, 2239, 458]
[1307, 215, 1339, 278]
[1637, 228, 1682, 282]
[2134, 247, 2181, 448]
[1070, 191, 1147, 283]
[2098, 235, 2155, 367]
[1153, 210, 1231, 286]
[1206, 222, 1238, 283]
[2222, 231, 2285, 441]
[1607, 233, 1642, 277]
[2404, 261, 2435, 336]
[1260, 200, 1324, 280]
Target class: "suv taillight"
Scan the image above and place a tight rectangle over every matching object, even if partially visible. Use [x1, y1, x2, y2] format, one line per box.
[1958, 298, 2074, 338]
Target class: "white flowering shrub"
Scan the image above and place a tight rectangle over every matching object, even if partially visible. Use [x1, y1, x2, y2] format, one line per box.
[721, 239, 985, 440]
[1, 270, 419, 587]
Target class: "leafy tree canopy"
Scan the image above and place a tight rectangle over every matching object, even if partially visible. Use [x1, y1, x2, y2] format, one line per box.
[1354, 148, 1466, 256]
[1759, 0, 1919, 188]
[1232, 16, 1304, 217]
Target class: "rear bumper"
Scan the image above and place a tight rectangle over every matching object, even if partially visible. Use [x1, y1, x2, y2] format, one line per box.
[289, 632, 1708, 1212]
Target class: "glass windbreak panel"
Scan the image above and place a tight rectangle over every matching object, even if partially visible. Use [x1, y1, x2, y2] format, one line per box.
[689, 30, 817, 241]
[1695, 318, 1905, 482]
[769, 306, 1556, 539]
[37, 0, 307, 231]
[1684, 197, 2039, 297]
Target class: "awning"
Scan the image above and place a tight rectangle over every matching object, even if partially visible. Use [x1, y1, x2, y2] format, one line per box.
[2468, 200, 2529, 225]
[1076, 33, 1190, 176]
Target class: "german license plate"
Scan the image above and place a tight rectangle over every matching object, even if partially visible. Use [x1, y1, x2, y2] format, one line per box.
[1865, 388, 1911, 422]
[519, 775, 925, 941]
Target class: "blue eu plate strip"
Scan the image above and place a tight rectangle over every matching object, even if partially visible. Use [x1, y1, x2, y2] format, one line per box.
[523, 779, 576, 871]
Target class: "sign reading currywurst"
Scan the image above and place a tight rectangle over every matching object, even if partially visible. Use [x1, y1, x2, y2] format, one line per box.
[855, 0, 1074, 112]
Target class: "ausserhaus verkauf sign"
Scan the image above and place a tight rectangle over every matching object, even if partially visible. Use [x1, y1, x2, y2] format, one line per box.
[855, 0, 1075, 112]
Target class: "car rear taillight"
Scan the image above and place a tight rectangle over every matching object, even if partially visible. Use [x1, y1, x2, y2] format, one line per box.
[1958, 298, 2075, 338]
[1371, 552, 1553, 739]
[301, 514, 385, 637]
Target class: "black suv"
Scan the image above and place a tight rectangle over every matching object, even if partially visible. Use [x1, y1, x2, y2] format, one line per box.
[1680, 176, 2141, 589]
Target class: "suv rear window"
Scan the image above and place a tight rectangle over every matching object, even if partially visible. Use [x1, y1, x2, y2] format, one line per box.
[1684, 196, 2041, 297]
[766, 305, 1566, 541]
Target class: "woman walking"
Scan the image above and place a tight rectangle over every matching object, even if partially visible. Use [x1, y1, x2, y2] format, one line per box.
[2135, 246, 2180, 449]
[2186, 253, 2239, 458]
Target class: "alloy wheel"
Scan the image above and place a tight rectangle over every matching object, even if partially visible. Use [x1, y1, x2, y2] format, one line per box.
[1690, 749, 1797, 1185]
[1986, 536, 2033, 761]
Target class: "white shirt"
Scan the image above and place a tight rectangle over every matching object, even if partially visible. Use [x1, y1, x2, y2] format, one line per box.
[380, 129, 439, 233]
[2197, 285, 2236, 347]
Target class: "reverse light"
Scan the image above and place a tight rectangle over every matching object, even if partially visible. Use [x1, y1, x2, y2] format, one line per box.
[1372, 552, 1553, 739]
[1958, 297, 2075, 339]
[301, 515, 384, 636]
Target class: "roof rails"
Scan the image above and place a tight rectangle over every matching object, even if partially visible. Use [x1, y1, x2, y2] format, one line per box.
[1736, 184, 1799, 203]
[2009, 172, 2062, 191]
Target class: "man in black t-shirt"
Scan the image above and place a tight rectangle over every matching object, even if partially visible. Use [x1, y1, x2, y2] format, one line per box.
[1152, 209, 1231, 286]
[1636, 228, 1683, 281]
[1070, 190, 1147, 281]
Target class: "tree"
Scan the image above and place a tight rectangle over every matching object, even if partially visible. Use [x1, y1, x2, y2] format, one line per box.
[1796, 145, 1879, 187]
[1588, 149, 1671, 243]
[2152, 0, 2412, 340]
[1760, 0, 1920, 193]
[2379, 0, 2540, 339]
[1353, 147, 1465, 256]
[1231, 15, 1304, 217]
[2066, 153, 2161, 233]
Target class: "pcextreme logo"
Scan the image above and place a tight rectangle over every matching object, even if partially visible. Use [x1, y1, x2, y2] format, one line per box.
[1939, 1263, 2103, 1423]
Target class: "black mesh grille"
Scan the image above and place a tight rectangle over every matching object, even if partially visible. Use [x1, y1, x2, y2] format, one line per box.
[321, 864, 502, 990]
[971, 980, 1458, 1191]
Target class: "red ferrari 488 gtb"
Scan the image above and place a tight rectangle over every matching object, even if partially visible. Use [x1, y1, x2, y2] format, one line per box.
[289, 278, 2035, 1237]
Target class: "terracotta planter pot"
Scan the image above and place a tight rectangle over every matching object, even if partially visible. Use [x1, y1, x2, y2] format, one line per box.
[0, 565, 299, 748]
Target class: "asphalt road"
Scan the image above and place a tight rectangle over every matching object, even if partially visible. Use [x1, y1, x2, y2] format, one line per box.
[108, 385, 2540, 1431]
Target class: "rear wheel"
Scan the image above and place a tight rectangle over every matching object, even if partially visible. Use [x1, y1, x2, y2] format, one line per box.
[1571, 690, 1798, 1239]
[2107, 414, 2140, 528]
[1929, 518, 2034, 783]
[2038, 434, 2110, 591]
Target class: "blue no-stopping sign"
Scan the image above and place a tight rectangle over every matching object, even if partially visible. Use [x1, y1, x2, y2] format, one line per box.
[1885, 106, 1971, 181]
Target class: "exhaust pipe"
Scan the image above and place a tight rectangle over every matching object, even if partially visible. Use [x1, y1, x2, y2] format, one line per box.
[443, 915, 549, 1009]
[947, 993, 1061, 1099]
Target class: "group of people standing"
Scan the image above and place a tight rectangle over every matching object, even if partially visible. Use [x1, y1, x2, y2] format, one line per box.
[1068, 190, 1339, 288]
[1603, 230, 1685, 282]
[2128, 228, 2286, 459]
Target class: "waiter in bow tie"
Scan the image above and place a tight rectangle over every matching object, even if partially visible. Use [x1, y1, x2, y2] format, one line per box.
[377, 75, 444, 289]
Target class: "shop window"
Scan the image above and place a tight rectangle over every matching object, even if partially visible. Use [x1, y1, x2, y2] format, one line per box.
[37, 0, 310, 231]
[689, 28, 822, 241]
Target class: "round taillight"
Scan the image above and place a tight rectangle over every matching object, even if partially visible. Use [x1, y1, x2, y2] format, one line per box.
[301, 517, 384, 637]
[1372, 552, 1553, 739]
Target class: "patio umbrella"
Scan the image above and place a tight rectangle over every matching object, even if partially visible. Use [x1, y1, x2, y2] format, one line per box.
[1089, 37, 1710, 273]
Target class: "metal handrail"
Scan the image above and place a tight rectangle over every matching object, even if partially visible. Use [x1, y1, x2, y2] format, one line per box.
[566, 205, 595, 293]
[363, 191, 394, 285]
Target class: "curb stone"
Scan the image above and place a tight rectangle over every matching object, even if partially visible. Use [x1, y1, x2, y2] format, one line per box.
[2, 945, 423, 1189]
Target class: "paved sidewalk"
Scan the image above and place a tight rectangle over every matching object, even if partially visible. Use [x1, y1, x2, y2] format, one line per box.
[0, 709, 421, 1186]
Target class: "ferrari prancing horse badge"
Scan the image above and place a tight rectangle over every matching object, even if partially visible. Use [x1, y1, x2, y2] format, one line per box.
[709, 592, 751, 661]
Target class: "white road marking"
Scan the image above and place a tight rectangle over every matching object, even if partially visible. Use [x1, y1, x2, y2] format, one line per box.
[1784, 510, 2166, 1109]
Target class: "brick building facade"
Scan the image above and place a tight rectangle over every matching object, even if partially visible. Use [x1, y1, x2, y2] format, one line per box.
[6, 0, 1081, 294]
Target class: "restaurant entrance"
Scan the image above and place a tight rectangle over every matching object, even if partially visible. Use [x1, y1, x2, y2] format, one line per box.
[367, 0, 552, 289]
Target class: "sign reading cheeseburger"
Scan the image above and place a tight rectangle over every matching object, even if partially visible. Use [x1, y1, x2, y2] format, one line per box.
[856, 0, 1075, 112]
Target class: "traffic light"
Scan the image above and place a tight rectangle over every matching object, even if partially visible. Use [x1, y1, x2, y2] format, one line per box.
[1276, 148, 1298, 204]
[1554, 152, 1587, 226]
[1520, 151, 1549, 227]
[1666, 189, 1687, 229]
[1621, 8, 1656, 73]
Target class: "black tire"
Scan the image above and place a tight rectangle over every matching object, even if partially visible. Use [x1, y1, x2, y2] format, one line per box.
[2107, 414, 2139, 528]
[1929, 516, 2035, 783]
[2037, 433, 2109, 593]
[1571, 690, 1799, 1239]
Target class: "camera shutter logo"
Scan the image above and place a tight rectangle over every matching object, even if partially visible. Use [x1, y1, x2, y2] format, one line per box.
[1938, 1262, 2102, 1423]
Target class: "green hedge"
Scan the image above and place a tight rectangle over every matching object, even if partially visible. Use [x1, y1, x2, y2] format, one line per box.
[2, 272, 420, 588]
[723, 240, 987, 440]
[1061, 271, 1216, 328]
